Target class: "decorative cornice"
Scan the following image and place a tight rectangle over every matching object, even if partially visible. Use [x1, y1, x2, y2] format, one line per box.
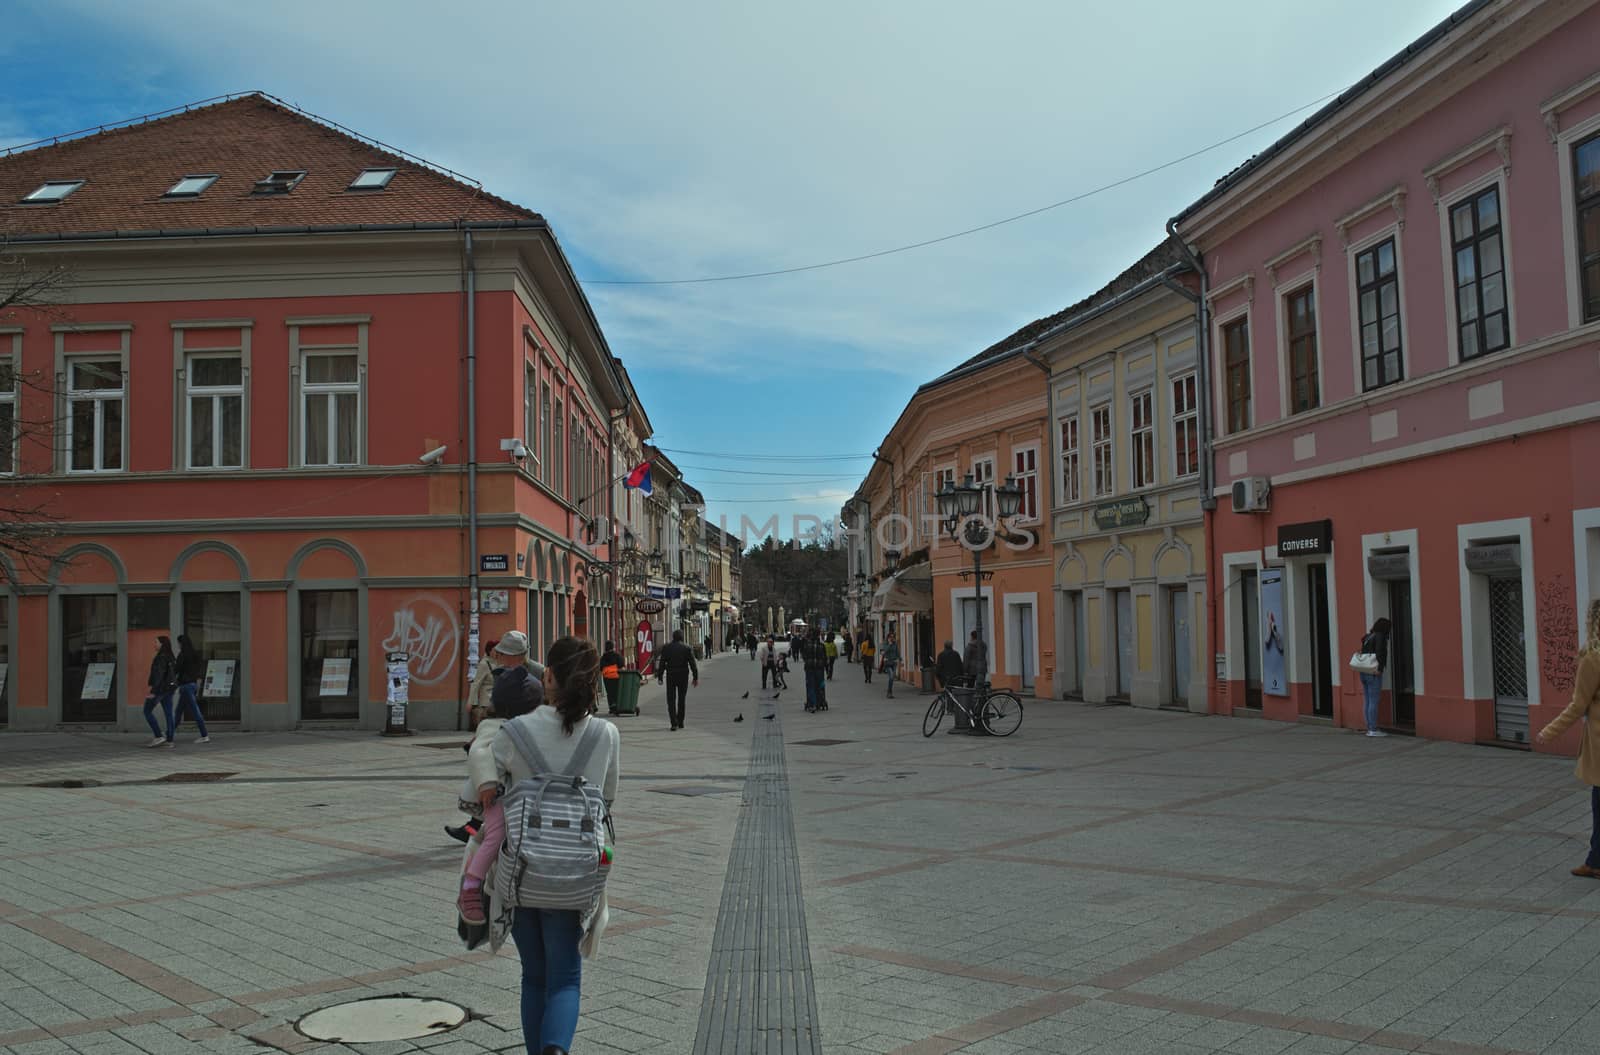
[1422, 125, 1513, 201]
[1264, 233, 1324, 288]
[50, 322, 131, 333]
[1206, 270, 1255, 306]
[1540, 69, 1600, 145]
[1335, 185, 1407, 248]
[171, 318, 254, 330]
[284, 314, 371, 327]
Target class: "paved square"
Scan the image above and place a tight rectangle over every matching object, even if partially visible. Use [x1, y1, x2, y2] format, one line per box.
[3, 656, 1598, 1053]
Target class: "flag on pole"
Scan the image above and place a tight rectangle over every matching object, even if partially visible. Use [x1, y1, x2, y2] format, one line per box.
[623, 461, 652, 496]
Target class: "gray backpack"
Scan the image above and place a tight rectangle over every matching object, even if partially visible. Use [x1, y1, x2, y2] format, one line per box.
[493, 718, 613, 912]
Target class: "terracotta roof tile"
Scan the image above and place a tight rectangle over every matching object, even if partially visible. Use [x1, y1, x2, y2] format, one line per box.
[0, 94, 539, 239]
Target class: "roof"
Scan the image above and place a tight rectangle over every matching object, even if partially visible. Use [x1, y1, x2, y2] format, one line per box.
[1171, 0, 1496, 228]
[918, 235, 1190, 394]
[0, 93, 539, 241]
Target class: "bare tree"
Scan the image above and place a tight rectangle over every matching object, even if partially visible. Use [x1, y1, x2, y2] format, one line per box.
[0, 253, 73, 580]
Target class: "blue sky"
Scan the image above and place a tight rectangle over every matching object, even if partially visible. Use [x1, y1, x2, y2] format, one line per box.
[2, 0, 1464, 539]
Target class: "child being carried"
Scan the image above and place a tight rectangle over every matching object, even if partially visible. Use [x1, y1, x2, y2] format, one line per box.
[457, 664, 542, 925]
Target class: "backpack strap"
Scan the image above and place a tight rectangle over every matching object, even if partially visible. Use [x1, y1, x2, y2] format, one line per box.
[501, 718, 554, 776]
[563, 718, 607, 779]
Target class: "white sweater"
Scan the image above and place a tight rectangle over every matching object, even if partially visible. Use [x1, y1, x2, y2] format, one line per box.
[490, 707, 621, 804]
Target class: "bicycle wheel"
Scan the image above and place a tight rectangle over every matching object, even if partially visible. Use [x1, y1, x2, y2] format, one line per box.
[980, 693, 1023, 737]
[922, 693, 947, 737]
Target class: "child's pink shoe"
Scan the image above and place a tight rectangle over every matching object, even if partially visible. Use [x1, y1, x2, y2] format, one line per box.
[457, 881, 486, 925]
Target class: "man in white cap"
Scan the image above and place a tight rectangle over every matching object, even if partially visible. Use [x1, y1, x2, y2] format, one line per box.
[490, 630, 546, 679]
[446, 630, 549, 844]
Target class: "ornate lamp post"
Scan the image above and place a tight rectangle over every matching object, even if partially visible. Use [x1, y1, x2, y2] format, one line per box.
[935, 472, 1024, 674]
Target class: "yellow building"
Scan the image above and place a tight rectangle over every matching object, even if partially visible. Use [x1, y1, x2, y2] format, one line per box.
[1041, 242, 1209, 709]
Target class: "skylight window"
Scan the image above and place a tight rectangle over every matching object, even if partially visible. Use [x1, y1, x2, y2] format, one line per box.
[348, 167, 396, 190]
[252, 170, 306, 195]
[165, 174, 218, 198]
[22, 180, 84, 203]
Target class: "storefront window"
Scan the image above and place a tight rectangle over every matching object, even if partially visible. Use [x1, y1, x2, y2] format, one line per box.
[184, 592, 242, 721]
[301, 590, 358, 720]
[62, 594, 117, 722]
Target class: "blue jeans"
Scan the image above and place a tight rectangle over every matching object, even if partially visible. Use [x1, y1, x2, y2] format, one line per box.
[805, 669, 824, 710]
[510, 907, 582, 1052]
[1360, 672, 1382, 732]
[143, 691, 174, 741]
[172, 682, 208, 738]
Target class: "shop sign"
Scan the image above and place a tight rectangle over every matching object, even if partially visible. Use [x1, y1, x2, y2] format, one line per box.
[1367, 553, 1411, 581]
[1260, 569, 1288, 697]
[1277, 519, 1333, 557]
[203, 660, 236, 698]
[1465, 543, 1521, 576]
[1092, 496, 1150, 530]
[480, 554, 510, 572]
[320, 657, 352, 696]
[634, 597, 665, 614]
[81, 662, 115, 700]
[635, 619, 655, 674]
[647, 585, 682, 599]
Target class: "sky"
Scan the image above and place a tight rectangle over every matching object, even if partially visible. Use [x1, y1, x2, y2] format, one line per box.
[1, 0, 1466, 540]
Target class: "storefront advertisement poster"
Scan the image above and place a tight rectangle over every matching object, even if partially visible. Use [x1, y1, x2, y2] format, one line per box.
[386, 652, 410, 727]
[202, 660, 236, 698]
[81, 662, 116, 700]
[320, 657, 352, 696]
[1261, 569, 1288, 697]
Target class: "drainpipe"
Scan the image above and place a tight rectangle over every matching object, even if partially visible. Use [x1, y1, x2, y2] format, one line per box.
[1165, 219, 1214, 712]
[1022, 344, 1054, 697]
[465, 228, 480, 732]
[608, 404, 628, 639]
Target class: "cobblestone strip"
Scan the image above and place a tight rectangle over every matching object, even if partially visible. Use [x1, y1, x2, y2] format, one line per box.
[692, 704, 823, 1054]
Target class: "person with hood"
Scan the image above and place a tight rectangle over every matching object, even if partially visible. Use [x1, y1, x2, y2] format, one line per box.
[144, 636, 178, 747]
[1538, 599, 1600, 879]
[171, 633, 210, 743]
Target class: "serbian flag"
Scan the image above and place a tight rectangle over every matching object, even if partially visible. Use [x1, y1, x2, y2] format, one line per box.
[623, 461, 652, 495]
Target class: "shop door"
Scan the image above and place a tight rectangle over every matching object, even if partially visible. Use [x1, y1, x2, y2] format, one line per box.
[1240, 571, 1262, 707]
[1489, 577, 1529, 742]
[1389, 579, 1416, 727]
[183, 592, 243, 721]
[1114, 590, 1134, 698]
[1070, 593, 1086, 697]
[1308, 565, 1333, 717]
[63, 595, 118, 723]
[1170, 588, 1189, 705]
[1012, 603, 1035, 692]
[300, 590, 359, 720]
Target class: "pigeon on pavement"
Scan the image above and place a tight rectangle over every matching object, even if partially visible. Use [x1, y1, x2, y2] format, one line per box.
[762, 714, 776, 721]
[734, 714, 744, 722]
[741, 692, 749, 699]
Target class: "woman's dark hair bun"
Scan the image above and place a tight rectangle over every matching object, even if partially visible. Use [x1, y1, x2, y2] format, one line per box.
[545, 636, 601, 734]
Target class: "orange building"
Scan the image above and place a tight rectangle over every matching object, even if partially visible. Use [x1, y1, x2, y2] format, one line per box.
[0, 94, 638, 732]
[847, 339, 1055, 697]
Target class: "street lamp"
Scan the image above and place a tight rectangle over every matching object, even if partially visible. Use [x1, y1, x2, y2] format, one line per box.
[936, 472, 1024, 677]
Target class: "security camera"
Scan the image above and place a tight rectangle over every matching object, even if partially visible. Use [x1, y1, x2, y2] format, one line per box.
[512, 440, 529, 459]
[418, 445, 448, 466]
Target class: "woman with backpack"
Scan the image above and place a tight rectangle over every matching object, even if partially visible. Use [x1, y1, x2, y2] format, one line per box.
[1537, 599, 1600, 879]
[1357, 618, 1391, 737]
[486, 636, 621, 1055]
[143, 636, 178, 747]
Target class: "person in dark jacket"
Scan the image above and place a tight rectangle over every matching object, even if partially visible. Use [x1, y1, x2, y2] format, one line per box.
[801, 629, 828, 713]
[935, 641, 965, 689]
[963, 631, 989, 684]
[1359, 617, 1392, 737]
[656, 629, 699, 731]
[171, 633, 211, 743]
[144, 636, 178, 747]
[598, 641, 625, 715]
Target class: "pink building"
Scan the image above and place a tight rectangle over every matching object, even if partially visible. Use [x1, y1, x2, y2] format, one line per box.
[1172, 0, 1600, 750]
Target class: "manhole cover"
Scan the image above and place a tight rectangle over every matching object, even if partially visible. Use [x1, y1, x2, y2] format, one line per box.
[648, 785, 736, 797]
[793, 739, 855, 746]
[155, 772, 235, 783]
[296, 996, 466, 1043]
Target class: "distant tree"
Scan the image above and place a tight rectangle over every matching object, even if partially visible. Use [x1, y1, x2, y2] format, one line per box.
[0, 253, 71, 579]
[740, 533, 847, 630]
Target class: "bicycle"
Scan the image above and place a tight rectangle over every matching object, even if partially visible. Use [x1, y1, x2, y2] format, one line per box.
[922, 678, 1023, 737]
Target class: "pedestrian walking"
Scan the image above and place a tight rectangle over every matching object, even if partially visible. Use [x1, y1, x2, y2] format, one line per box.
[963, 630, 989, 685]
[881, 631, 901, 698]
[824, 634, 838, 679]
[802, 629, 827, 713]
[456, 663, 543, 928]
[747, 632, 758, 661]
[656, 629, 699, 731]
[935, 640, 964, 689]
[598, 641, 624, 715]
[171, 633, 210, 743]
[1356, 618, 1392, 737]
[843, 629, 855, 663]
[448, 633, 547, 844]
[466, 638, 502, 729]
[144, 636, 178, 747]
[483, 636, 621, 1055]
[859, 631, 875, 683]
[1538, 599, 1600, 879]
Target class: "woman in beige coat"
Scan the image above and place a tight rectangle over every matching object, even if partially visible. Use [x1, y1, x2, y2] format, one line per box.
[1537, 599, 1600, 878]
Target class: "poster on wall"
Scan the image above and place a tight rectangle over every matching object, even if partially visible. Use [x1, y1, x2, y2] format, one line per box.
[635, 619, 655, 675]
[81, 662, 116, 700]
[385, 651, 410, 730]
[203, 660, 237, 698]
[481, 589, 510, 614]
[1260, 569, 1288, 696]
[320, 657, 352, 696]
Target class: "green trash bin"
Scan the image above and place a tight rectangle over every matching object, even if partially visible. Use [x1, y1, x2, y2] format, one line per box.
[614, 671, 642, 716]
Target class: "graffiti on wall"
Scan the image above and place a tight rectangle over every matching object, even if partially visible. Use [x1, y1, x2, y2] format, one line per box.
[1538, 574, 1577, 695]
[382, 595, 461, 686]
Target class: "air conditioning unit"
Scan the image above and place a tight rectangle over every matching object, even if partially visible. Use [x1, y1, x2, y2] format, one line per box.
[587, 515, 610, 545]
[1231, 476, 1271, 514]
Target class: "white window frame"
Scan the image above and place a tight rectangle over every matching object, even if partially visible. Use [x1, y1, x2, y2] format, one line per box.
[1555, 108, 1600, 329]
[1437, 170, 1516, 366]
[1345, 223, 1410, 395]
[1456, 517, 1538, 709]
[65, 356, 126, 474]
[524, 361, 538, 472]
[1274, 272, 1323, 417]
[1170, 374, 1198, 479]
[1090, 404, 1114, 498]
[1058, 416, 1080, 506]
[300, 351, 361, 467]
[185, 353, 244, 470]
[1129, 389, 1155, 491]
[1011, 444, 1040, 523]
[971, 455, 996, 519]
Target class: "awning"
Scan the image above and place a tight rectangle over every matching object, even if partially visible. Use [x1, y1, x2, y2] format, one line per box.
[871, 564, 933, 614]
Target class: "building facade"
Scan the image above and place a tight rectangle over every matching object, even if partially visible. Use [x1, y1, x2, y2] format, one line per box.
[1174, 0, 1600, 748]
[1042, 242, 1210, 709]
[0, 94, 663, 731]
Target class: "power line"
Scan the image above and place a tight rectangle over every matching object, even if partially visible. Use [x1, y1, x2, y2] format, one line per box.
[582, 89, 1342, 286]
[655, 446, 875, 462]
[673, 463, 862, 480]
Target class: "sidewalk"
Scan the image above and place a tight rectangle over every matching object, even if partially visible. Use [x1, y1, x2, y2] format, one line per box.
[3, 650, 1599, 1053]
